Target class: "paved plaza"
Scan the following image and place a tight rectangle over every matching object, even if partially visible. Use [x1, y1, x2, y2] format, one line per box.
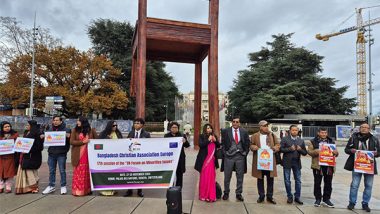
[1, 143, 380, 214]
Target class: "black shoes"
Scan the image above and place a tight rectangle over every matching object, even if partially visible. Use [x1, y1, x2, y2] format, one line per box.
[323, 199, 334, 208]
[257, 197, 265, 203]
[267, 198, 277, 204]
[294, 198, 303, 205]
[314, 199, 321, 207]
[222, 194, 229, 200]
[347, 203, 355, 210]
[287, 198, 293, 204]
[124, 190, 132, 197]
[362, 204, 371, 212]
[236, 194, 244, 202]
[124, 189, 144, 197]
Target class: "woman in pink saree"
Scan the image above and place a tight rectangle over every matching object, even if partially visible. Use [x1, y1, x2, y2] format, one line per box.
[70, 117, 97, 196]
[194, 123, 220, 202]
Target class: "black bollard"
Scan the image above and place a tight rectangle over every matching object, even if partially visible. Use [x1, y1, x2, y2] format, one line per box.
[166, 186, 182, 214]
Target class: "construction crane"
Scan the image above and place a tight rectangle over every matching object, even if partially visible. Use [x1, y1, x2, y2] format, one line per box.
[316, 6, 380, 116]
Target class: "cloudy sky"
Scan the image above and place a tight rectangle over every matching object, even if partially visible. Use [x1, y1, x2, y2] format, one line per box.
[1, 0, 380, 114]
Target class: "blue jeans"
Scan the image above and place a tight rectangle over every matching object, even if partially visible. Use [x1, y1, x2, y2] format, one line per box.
[283, 165, 302, 199]
[349, 171, 374, 205]
[48, 154, 67, 187]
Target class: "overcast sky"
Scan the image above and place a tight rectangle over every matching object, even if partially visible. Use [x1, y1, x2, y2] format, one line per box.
[1, 0, 380, 114]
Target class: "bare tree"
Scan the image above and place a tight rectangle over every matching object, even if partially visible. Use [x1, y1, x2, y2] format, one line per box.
[0, 16, 62, 81]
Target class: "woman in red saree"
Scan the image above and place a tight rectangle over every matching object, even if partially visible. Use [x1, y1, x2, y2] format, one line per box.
[194, 123, 220, 202]
[70, 117, 97, 196]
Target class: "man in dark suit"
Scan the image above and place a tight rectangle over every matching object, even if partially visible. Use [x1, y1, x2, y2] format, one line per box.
[221, 116, 250, 202]
[124, 118, 151, 197]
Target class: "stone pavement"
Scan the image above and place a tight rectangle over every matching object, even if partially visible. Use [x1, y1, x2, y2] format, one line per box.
[1, 146, 380, 214]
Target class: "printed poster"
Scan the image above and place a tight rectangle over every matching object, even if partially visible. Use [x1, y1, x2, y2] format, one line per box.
[257, 148, 273, 171]
[13, 137, 34, 153]
[354, 150, 375, 174]
[0, 139, 15, 155]
[44, 131, 66, 146]
[319, 143, 336, 166]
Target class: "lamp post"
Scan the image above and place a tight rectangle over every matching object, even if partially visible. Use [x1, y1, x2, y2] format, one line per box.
[29, 12, 38, 118]
[163, 101, 169, 133]
[165, 101, 168, 121]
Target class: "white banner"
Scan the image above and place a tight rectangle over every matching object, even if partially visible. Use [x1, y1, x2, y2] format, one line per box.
[0, 139, 15, 155]
[44, 131, 66, 146]
[14, 137, 34, 153]
[88, 137, 183, 191]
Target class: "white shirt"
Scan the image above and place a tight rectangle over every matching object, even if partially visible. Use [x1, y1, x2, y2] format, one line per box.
[134, 129, 142, 138]
[260, 133, 268, 148]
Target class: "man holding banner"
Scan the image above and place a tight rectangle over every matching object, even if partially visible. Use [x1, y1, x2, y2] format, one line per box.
[42, 116, 71, 195]
[345, 123, 380, 212]
[125, 118, 151, 197]
[250, 120, 280, 205]
[307, 127, 338, 208]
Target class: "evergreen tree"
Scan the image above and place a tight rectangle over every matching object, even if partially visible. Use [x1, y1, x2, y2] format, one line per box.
[228, 33, 356, 122]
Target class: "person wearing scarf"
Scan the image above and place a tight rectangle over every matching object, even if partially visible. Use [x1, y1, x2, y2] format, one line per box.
[194, 123, 220, 202]
[345, 123, 380, 212]
[0, 122, 19, 193]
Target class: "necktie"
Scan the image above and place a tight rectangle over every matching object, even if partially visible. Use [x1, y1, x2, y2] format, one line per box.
[234, 129, 239, 144]
[135, 131, 139, 138]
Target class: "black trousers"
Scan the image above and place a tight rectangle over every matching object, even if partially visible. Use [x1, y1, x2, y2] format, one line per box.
[313, 169, 333, 201]
[175, 169, 183, 188]
[257, 170, 274, 199]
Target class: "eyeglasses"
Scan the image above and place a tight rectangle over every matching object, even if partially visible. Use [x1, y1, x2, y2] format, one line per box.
[232, 121, 240, 123]
[171, 126, 179, 129]
[112, 125, 118, 127]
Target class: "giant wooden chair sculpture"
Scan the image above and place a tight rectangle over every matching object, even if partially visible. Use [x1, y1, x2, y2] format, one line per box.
[130, 0, 219, 147]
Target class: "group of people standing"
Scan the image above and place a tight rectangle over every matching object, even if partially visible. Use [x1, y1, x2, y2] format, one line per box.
[0, 116, 153, 197]
[193, 117, 379, 213]
[1, 116, 379, 213]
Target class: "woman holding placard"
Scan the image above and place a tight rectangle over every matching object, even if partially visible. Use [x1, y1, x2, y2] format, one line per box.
[194, 123, 220, 202]
[0, 122, 19, 193]
[15, 120, 44, 194]
[70, 116, 97, 196]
